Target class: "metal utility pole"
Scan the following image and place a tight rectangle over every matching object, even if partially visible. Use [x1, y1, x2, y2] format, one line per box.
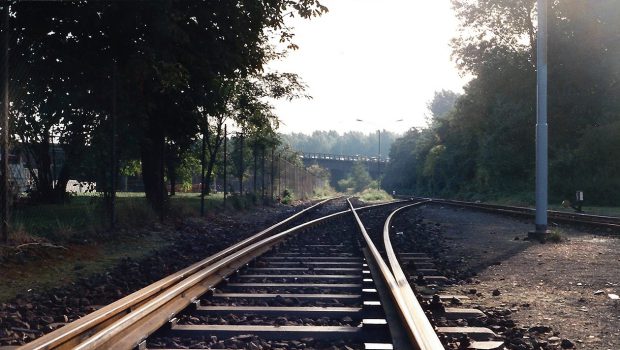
[532, 0, 549, 238]
[1, 5, 9, 243]
[377, 129, 381, 177]
[239, 132, 243, 194]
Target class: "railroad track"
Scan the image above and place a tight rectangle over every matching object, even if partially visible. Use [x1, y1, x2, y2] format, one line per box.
[400, 197, 620, 230]
[17, 198, 510, 350]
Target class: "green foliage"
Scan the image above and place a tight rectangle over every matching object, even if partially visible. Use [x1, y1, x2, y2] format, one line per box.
[383, 1, 620, 205]
[337, 162, 374, 193]
[281, 130, 397, 158]
[120, 160, 142, 177]
[427, 90, 461, 122]
[312, 185, 336, 199]
[281, 189, 294, 204]
[6, 0, 326, 210]
[358, 188, 392, 202]
[176, 153, 200, 188]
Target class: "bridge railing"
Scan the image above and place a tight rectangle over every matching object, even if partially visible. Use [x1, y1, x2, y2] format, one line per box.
[300, 152, 389, 163]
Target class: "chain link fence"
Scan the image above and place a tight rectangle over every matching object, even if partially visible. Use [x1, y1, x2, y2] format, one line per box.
[215, 148, 326, 202]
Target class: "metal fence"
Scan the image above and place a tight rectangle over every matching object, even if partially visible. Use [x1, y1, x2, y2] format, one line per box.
[215, 150, 326, 202]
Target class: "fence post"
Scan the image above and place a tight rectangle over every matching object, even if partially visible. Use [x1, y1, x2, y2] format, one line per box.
[270, 148, 274, 200]
[253, 141, 257, 195]
[239, 132, 243, 194]
[223, 124, 227, 205]
[261, 145, 265, 200]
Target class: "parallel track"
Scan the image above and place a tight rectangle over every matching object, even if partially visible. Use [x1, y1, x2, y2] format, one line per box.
[403, 197, 620, 230]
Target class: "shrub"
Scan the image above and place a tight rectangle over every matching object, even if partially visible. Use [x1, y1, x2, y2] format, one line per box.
[281, 189, 294, 204]
[547, 229, 563, 243]
[358, 188, 392, 202]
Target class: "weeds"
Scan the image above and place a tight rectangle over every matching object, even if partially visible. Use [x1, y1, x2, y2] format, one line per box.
[358, 188, 392, 202]
[547, 229, 564, 243]
[281, 189, 294, 204]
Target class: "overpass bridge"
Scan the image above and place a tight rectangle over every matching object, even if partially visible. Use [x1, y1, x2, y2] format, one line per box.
[299, 152, 389, 186]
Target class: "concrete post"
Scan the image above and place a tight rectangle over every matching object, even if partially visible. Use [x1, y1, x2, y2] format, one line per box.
[533, 0, 549, 237]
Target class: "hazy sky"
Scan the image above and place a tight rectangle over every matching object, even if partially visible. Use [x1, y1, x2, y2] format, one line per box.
[267, 0, 470, 134]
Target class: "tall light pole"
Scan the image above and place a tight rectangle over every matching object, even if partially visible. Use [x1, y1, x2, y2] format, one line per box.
[356, 119, 381, 176]
[532, 0, 549, 239]
[355, 118, 404, 178]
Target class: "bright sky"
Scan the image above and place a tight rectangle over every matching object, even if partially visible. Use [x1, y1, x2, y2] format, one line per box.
[267, 0, 470, 134]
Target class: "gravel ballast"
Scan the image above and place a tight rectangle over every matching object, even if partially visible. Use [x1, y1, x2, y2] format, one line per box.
[404, 204, 620, 350]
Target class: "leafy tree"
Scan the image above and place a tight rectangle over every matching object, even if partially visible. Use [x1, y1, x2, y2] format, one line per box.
[384, 1, 620, 205]
[5, 1, 327, 212]
[337, 162, 374, 193]
[427, 90, 460, 121]
[282, 130, 398, 158]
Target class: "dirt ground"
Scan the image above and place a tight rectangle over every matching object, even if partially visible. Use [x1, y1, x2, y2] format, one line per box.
[0, 203, 306, 303]
[415, 205, 620, 350]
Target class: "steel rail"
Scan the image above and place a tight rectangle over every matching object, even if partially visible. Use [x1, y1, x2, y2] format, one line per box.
[382, 201, 443, 350]
[346, 199, 443, 350]
[425, 197, 620, 228]
[71, 209, 352, 349]
[19, 197, 336, 350]
[20, 198, 411, 350]
[78, 200, 413, 349]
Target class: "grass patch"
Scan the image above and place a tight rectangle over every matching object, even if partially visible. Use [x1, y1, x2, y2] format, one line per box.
[11, 196, 102, 241]
[312, 185, 337, 199]
[0, 231, 172, 303]
[7, 188, 326, 244]
[168, 192, 225, 215]
[8, 192, 228, 242]
[357, 188, 393, 202]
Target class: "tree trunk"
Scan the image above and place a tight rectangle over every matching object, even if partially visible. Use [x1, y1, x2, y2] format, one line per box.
[141, 128, 166, 214]
[53, 164, 71, 203]
[205, 126, 223, 196]
[28, 141, 55, 203]
[168, 161, 176, 196]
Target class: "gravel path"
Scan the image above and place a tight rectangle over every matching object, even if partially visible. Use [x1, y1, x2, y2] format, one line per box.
[413, 204, 620, 350]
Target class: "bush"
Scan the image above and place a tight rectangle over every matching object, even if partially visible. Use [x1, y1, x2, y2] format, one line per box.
[358, 188, 392, 202]
[337, 162, 373, 193]
[313, 185, 336, 199]
[281, 189, 294, 204]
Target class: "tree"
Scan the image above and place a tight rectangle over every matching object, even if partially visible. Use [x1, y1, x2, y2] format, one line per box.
[427, 90, 460, 121]
[8, 1, 328, 212]
[337, 162, 373, 193]
[384, 1, 620, 205]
